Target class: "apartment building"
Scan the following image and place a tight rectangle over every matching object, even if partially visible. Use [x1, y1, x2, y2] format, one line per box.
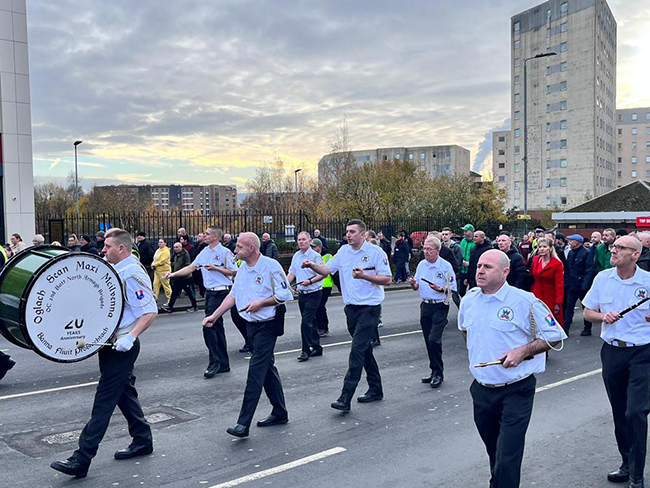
[616, 108, 650, 186]
[150, 184, 238, 213]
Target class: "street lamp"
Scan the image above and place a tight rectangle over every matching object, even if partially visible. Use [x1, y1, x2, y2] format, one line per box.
[523, 51, 556, 232]
[74, 140, 82, 235]
[294, 168, 302, 193]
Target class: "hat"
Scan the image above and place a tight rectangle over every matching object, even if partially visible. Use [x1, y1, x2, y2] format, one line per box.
[137, 231, 146, 237]
[80, 234, 91, 243]
[95, 231, 105, 239]
[535, 226, 546, 233]
[311, 238, 323, 248]
[461, 224, 475, 232]
[567, 234, 584, 243]
[555, 232, 566, 241]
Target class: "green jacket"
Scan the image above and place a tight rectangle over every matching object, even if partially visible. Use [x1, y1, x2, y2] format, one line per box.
[459, 238, 476, 274]
[594, 242, 613, 273]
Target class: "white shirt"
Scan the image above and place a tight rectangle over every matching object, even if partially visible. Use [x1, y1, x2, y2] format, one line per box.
[458, 282, 566, 385]
[414, 257, 457, 301]
[289, 247, 324, 292]
[326, 241, 391, 306]
[192, 243, 238, 289]
[115, 254, 158, 329]
[229, 255, 294, 322]
[583, 266, 650, 345]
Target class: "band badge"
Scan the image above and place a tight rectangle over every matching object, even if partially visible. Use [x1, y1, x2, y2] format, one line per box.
[383, 258, 388, 266]
[361, 255, 369, 263]
[254, 275, 263, 284]
[436, 272, 444, 279]
[215, 255, 220, 261]
[134, 289, 145, 300]
[635, 287, 648, 299]
[545, 314, 557, 327]
[498, 307, 514, 321]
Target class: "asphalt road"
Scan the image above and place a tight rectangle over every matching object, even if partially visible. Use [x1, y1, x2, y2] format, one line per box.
[0, 288, 634, 488]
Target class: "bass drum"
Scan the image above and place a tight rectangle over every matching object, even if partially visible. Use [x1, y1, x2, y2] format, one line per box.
[0, 246, 125, 363]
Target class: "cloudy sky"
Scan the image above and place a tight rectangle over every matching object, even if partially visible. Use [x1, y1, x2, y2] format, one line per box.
[28, 0, 650, 190]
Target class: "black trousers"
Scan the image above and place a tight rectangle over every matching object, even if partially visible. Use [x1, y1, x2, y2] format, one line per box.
[341, 304, 383, 400]
[470, 375, 536, 488]
[299, 290, 322, 353]
[74, 340, 152, 465]
[168, 278, 197, 309]
[420, 302, 450, 377]
[315, 287, 332, 332]
[230, 307, 252, 349]
[564, 288, 592, 332]
[193, 270, 205, 297]
[237, 316, 287, 427]
[601, 342, 650, 481]
[458, 272, 469, 297]
[204, 290, 230, 369]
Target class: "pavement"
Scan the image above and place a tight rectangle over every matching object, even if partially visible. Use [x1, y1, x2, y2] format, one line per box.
[0, 288, 634, 488]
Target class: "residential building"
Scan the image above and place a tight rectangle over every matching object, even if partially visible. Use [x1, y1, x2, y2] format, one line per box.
[616, 107, 650, 186]
[319, 145, 471, 182]
[149, 184, 238, 213]
[494, 0, 617, 210]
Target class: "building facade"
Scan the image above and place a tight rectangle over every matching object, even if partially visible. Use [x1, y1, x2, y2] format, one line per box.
[0, 0, 34, 242]
[616, 107, 650, 187]
[494, 0, 617, 210]
[319, 144, 471, 182]
[149, 184, 238, 213]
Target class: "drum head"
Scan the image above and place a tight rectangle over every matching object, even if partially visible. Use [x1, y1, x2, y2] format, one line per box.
[21, 253, 125, 363]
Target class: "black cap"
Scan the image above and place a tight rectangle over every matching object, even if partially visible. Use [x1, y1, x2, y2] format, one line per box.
[555, 232, 565, 241]
[137, 231, 146, 237]
[616, 228, 628, 236]
[534, 226, 546, 233]
[80, 234, 91, 243]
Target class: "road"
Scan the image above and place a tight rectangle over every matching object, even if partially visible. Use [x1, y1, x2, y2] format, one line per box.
[0, 289, 632, 487]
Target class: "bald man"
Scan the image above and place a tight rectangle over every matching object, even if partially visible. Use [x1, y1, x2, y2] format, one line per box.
[459, 250, 565, 487]
[584, 236, 650, 487]
[466, 230, 492, 290]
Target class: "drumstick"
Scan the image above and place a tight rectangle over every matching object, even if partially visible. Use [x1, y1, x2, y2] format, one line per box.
[421, 278, 435, 286]
[618, 296, 650, 318]
[362, 266, 375, 271]
[75, 338, 112, 349]
[474, 355, 535, 368]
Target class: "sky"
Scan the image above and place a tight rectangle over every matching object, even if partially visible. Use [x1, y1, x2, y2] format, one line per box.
[28, 0, 650, 191]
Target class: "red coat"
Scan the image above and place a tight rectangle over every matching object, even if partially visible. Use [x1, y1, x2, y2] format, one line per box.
[530, 255, 564, 327]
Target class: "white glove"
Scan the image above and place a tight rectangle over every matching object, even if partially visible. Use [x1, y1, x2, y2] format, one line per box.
[114, 334, 136, 352]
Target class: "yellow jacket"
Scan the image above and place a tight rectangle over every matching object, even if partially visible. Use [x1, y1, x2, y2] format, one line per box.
[152, 246, 171, 272]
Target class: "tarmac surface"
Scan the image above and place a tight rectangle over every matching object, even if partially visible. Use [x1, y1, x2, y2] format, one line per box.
[0, 286, 635, 487]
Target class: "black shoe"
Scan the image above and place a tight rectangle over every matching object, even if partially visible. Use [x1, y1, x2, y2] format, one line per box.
[226, 424, 249, 438]
[160, 305, 172, 313]
[580, 329, 592, 336]
[331, 398, 351, 412]
[0, 359, 15, 381]
[50, 458, 89, 478]
[310, 348, 323, 357]
[370, 338, 381, 347]
[630, 479, 644, 488]
[430, 374, 443, 389]
[239, 346, 252, 353]
[608, 465, 630, 483]
[204, 365, 219, 378]
[215, 366, 230, 374]
[421, 374, 433, 384]
[256, 414, 289, 427]
[297, 352, 310, 362]
[357, 392, 383, 403]
[318, 329, 329, 337]
[114, 444, 153, 460]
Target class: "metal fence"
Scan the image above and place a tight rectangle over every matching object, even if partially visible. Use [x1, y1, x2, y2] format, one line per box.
[36, 211, 541, 250]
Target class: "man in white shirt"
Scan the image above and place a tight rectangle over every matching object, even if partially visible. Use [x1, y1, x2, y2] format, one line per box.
[409, 236, 457, 388]
[459, 250, 565, 487]
[167, 226, 238, 378]
[584, 236, 650, 488]
[204, 232, 293, 438]
[51, 230, 158, 478]
[287, 231, 326, 362]
[303, 219, 391, 412]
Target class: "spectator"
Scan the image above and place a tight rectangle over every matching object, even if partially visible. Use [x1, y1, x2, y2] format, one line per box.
[179, 234, 195, 259]
[532, 226, 546, 250]
[260, 233, 279, 259]
[193, 233, 208, 298]
[136, 231, 155, 282]
[177, 227, 189, 242]
[393, 232, 411, 282]
[616, 228, 628, 237]
[162, 242, 198, 313]
[95, 231, 105, 253]
[458, 224, 476, 296]
[594, 228, 616, 273]
[564, 234, 594, 336]
[496, 232, 528, 290]
[553, 233, 569, 267]
[10, 233, 27, 254]
[467, 230, 492, 290]
[377, 230, 392, 258]
[518, 233, 532, 264]
[313, 229, 329, 252]
[79, 235, 99, 255]
[152, 238, 172, 305]
[637, 231, 650, 272]
[66, 234, 81, 251]
[530, 237, 564, 328]
[32, 234, 45, 247]
[4, 244, 12, 259]
[223, 233, 236, 252]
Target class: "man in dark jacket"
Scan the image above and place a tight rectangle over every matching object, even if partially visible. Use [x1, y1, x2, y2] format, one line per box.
[496, 232, 528, 290]
[162, 242, 198, 313]
[260, 233, 279, 260]
[313, 229, 329, 252]
[637, 232, 650, 272]
[377, 230, 392, 259]
[393, 233, 411, 282]
[79, 235, 99, 255]
[95, 231, 105, 254]
[419, 231, 459, 275]
[467, 230, 492, 289]
[564, 234, 594, 336]
[136, 231, 155, 283]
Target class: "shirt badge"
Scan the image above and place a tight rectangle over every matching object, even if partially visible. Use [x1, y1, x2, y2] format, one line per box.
[545, 314, 557, 327]
[362, 255, 369, 263]
[215, 255, 220, 261]
[383, 258, 388, 266]
[635, 287, 648, 299]
[281, 281, 288, 289]
[498, 307, 514, 321]
[254, 275, 263, 284]
[134, 289, 145, 300]
[436, 272, 443, 279]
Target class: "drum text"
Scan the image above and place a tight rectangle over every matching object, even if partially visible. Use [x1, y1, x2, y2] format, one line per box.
[76, 260, 99, 274]
[46, 266, 69, 283]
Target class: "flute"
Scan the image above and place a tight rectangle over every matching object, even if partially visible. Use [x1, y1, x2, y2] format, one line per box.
[618, 296, 650, 319]
[474, 355, 535, 368]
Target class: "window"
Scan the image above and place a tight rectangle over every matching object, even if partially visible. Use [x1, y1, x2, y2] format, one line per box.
[647, 113, 650, 121]
[514, 40, 520, 50]
[560, 81, 567, 91]
[514, 75, 520, 85]
[632, 113, 638, 121]
[432, 152, 436, 158]
[560, 42, 568, 52]
[514, 93, 520, 102]
[632, 170, 637, 178]
[408, 153, 414, 160]
[561, 2, 568, 13]
[618, 114, 623, 121]
[547, 8, 551, 19]
[514, 58, 520, 67]
[561, 22, 568, 32]
[632, 157, 637, 164]
[560, 61, 568, 72]
[514, 111, 520, 120]
[561, 197, 567, 205]
[632, 128, 638, 135]
[618, 157, 622, 163]
[546, 141, 551, 151]
[633, 142, 637, 149]
[560, 178, 567, 187]
[647, 142, 650, 149]
[514, 128, 521, 137]
[514, 21, 520, 32]
[561, 120, 567, 129]
[546, 122, 551, 132]
[514, 163, 520, 172]
[560, 100, 567, 110]
[647, 156, 650, 163]
[498, 163, 505, 169]
[498, 136, 506, 142]
[560, 139, 567, 148]
[618, 171, 622, 178]
[514, 146, 520, 154]
[395, 154, 400, 159]
[514, 182, 521, 189]
[618, 128, 622, 135]
[546, 28, 551, 38]
[498, 176, 506, 183]
[647, 170, 650, 177]
[420, 152, 425, 160]
[647, 127, 650, 135]
[561, 158, 568, 167]
[498, 149, 505, 155]
[445, 152, 451, 158]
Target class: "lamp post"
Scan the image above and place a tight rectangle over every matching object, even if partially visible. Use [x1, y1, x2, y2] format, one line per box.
[73, 140, 83, 235]
[294, 168, 302, 194]
[523, 51, 556, 233]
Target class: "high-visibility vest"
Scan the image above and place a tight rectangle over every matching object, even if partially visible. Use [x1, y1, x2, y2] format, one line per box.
[0, 246, 8, 268]
[322, 253, 333, 288]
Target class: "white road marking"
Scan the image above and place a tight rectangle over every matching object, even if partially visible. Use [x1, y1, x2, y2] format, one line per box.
[536, 368, 602, 393]
[0, 381, 98, 401]
[209, 447, 346, 488]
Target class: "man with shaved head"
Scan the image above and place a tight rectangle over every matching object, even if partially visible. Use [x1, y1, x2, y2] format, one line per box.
[584, 236, 650, 487]
[466, 230, 492, 290]
[459, 250, 566, 487]
[204, 232, 293, 438]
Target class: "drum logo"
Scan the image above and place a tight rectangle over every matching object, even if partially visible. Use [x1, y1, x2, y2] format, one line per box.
[635, 288, 648, 299]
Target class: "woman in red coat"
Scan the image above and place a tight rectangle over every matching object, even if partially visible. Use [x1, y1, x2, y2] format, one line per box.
[530, 237, 564, 328]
